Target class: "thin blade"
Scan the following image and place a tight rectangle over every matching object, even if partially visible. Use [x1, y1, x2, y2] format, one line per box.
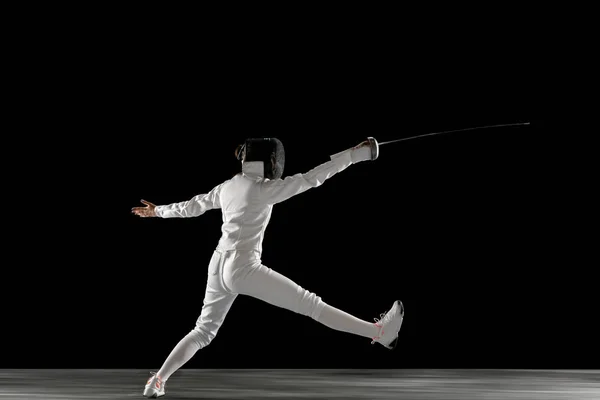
[378, 122, 530, 146]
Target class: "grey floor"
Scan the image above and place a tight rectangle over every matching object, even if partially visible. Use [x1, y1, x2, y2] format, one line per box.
[1, 369, 599, 399]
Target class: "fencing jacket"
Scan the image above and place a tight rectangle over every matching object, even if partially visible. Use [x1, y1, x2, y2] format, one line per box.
[154, 149, 356, 255]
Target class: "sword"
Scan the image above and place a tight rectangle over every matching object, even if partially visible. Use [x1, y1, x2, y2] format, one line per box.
[366, 122, 530, 160]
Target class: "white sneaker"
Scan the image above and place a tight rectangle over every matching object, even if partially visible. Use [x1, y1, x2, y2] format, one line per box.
[143, 372, 165, 398]
[371, 300, 404, 349]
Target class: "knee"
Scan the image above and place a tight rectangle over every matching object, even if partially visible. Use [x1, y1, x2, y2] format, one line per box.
[189, 325, 216, 348]
[296, 286, 325, 321]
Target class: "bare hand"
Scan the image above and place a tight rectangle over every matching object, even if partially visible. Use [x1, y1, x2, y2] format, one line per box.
[132, 199, 157, 218]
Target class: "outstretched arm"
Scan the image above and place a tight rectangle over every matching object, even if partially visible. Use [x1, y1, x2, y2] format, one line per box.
[260, 140, 373, 205]
[132, 183, 222, 219]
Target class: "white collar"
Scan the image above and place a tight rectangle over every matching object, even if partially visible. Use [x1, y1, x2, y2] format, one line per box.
[242, 161, 264, 179]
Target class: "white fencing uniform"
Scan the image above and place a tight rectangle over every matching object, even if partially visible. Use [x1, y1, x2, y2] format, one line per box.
[153, 148, 377, 382]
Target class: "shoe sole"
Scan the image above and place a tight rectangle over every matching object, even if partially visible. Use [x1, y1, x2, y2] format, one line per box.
[143, 388, 165, 398]
[143, 393, 164, 399]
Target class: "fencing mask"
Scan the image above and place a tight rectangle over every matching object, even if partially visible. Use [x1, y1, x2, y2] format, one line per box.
[237, 138, 285, 180]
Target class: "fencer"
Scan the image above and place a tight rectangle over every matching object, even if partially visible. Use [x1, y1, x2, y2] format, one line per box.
[132, 138, 404, 398]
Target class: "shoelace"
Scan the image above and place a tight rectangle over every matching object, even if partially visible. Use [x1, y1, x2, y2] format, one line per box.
[374, 312, 387, 325]
[371, 312, 388, 344]
[147, 372, 163, 389]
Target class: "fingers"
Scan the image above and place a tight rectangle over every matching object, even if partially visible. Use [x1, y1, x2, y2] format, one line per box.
[131, 209, 150, 217]
[132, 200, 157, 217]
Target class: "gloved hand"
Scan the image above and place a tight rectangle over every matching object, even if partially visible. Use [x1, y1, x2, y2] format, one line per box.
[350, 140, 372, 163]
[330, 139, 376, 163]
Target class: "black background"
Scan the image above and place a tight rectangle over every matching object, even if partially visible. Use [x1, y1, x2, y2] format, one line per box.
[5, 10, 591, 370]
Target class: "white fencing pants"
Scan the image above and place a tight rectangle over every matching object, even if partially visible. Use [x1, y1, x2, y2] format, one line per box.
[197, 249, 326, 344]
[157, 249, 377, 381]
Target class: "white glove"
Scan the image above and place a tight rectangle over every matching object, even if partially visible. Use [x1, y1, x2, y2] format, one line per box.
[350, 142, 372, 163]
[330, 141, 373, 164]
